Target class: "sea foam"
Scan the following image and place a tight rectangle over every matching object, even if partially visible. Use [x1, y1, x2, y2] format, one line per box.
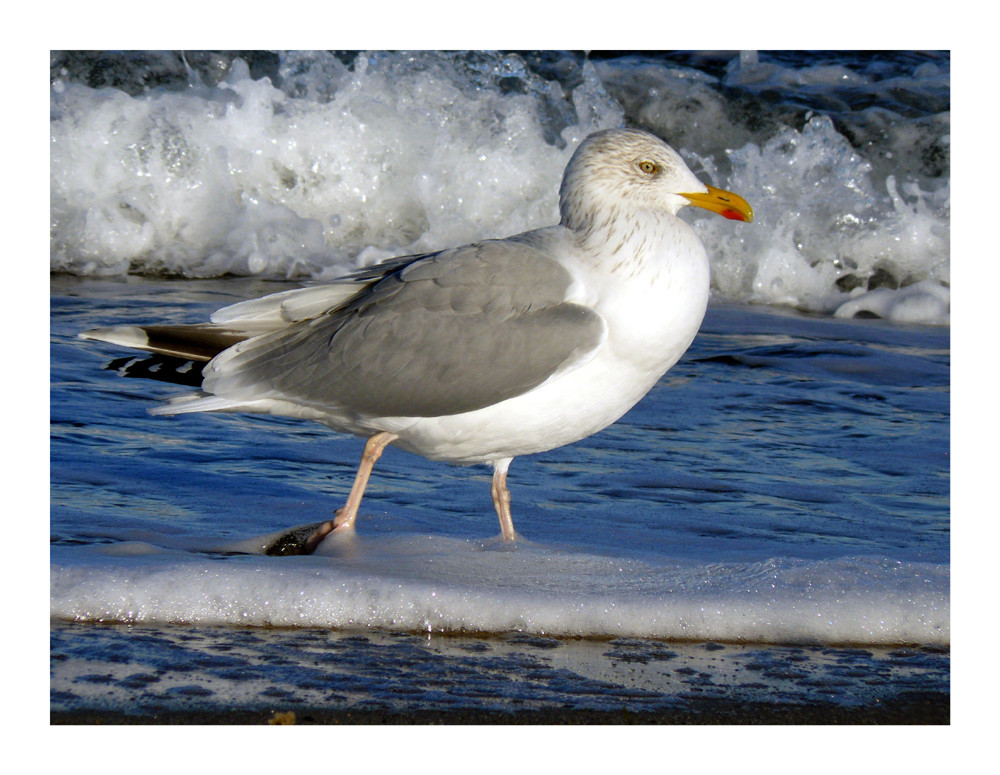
[50, 535, 949, 647]
[50, 51, 949, 324]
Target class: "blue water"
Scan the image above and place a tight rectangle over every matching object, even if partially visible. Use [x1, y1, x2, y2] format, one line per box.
[50, 276, 949, 716]
[51, 278, 949, 567]
[50, 50, 949, 719]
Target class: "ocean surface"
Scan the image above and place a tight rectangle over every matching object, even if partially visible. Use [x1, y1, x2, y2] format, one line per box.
[50, 50, 949, 721]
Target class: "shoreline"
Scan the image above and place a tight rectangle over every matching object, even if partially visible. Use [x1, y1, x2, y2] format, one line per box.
[51, 622, 951, 725]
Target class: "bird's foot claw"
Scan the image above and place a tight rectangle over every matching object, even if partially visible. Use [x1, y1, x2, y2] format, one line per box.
[263, 520, 335, 556]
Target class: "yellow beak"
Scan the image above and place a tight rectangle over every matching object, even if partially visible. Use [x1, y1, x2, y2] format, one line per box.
[682, 185, 754, 223]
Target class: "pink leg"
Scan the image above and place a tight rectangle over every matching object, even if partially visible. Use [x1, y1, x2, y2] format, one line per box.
[303, 431, 397, 552]
[491, 457, 517, 542]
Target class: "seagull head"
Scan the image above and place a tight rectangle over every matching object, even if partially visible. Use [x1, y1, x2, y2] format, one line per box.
[559, 128, 753, 233]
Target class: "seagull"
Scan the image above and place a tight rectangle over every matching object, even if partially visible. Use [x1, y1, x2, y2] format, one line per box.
[81, 128, 752, 553]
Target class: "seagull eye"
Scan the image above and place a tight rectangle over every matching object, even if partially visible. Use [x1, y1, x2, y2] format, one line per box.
[638, 160, 658, 174]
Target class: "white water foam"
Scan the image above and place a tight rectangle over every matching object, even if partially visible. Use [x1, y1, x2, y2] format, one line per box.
[50, 52, 949, 324]
[50, 53, 621, 279]
[50, 535, 949, 647]
[690, 115, 949, 320]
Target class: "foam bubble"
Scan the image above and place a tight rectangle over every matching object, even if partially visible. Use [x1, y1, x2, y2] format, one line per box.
[834, 278, 950, 323]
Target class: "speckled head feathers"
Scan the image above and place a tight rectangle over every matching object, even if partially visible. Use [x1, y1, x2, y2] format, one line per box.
[558, 128, 707, 233]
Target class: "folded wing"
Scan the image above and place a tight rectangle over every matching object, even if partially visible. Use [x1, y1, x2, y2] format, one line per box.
[204, 239, 607, 418]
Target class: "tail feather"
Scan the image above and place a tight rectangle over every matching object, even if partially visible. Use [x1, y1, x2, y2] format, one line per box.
[81, 323, 249, 391]
[149, 393, 245, 416]
[105, 354, 206, 388]
[80, 324, 249, 362]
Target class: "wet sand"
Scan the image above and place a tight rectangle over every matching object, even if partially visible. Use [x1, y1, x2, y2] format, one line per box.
[51, 623, 948, 726]
[51, 691, 948, 724]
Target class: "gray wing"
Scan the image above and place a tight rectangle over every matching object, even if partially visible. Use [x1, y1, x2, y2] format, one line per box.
[203, 238, 607, 418]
